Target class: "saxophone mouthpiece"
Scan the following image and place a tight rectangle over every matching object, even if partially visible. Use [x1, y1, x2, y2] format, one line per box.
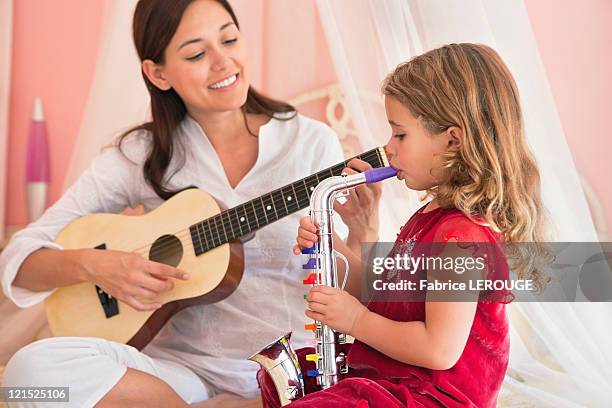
[364, 166, 398, 184]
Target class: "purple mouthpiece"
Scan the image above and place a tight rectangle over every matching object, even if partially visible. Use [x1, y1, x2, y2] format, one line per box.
[364, 166, 397, 184]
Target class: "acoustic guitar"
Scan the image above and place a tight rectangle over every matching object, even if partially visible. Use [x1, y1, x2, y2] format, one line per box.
[44, 147, 389, 349]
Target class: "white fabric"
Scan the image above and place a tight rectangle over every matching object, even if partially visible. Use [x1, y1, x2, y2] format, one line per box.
[62, 0, 148, 190]
[316, 0, 611, 407]
[316, 0, 598, 242]
[2, 336, 211, 408]
[0, 112, 346, 398]
[316, 0, 423, 243]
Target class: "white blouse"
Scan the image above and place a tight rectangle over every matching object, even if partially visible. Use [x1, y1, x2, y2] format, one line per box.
[0, 113, 347, 397]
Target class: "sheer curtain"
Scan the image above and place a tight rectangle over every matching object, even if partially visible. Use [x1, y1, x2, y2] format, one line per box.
[316, 0, 610, 406]
[316, 0, 422, 242]
[63, 0, 147, 188]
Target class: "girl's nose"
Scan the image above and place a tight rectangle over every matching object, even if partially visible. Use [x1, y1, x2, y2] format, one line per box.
[384, 138, 397, 163]
[384, 137, 396, 155]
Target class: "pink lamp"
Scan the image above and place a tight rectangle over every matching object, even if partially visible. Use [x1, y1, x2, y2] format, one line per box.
[25, 96, 50, 222]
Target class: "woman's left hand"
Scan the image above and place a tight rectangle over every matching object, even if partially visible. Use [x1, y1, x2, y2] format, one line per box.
[305, 285, 369, 336]
[334, 159, 382, 242]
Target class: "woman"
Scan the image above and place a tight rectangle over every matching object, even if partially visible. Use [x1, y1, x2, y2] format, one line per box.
[0, 1, 380, 407]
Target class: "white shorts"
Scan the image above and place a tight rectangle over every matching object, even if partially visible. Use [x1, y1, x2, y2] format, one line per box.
[1, 337, 213, 407]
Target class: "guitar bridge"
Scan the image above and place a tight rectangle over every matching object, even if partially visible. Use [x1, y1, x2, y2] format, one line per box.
[95, 285, 119, 318]
[94, 243, 119, 318]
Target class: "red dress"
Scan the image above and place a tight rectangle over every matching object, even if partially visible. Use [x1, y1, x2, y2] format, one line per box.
[257, 205, 513, 407]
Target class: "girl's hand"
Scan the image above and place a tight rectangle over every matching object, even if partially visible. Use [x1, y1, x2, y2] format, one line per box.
[78, 248, 189, 311]
[334, 159, 382, 242]
[305, 285, 369, 336]
[291, 158, 382, 255]
[293, 217, 318, 255]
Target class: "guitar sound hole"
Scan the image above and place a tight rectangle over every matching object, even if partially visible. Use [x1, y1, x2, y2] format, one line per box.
[149, 235, 183, 267]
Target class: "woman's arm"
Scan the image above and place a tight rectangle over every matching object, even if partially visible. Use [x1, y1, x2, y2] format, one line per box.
[330, 232, 365, 298]
[1, 142, 141, 307]
[12, 246, 186, 311]
[295, 157, 382, 299]
[335, 159, 381, 259]
[12, 248, 90, 291]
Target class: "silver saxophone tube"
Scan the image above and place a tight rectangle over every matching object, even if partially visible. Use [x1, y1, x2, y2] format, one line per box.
[249, 166, 397, 405]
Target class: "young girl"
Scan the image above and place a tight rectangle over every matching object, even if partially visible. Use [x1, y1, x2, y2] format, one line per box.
[257, 43, 550, 407]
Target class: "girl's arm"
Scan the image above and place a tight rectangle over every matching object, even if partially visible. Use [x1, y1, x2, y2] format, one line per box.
[354, 239, 483, 369]
[306, 240, 482, 370]
[352, 301, 477, 370]
[306, 284, 477, 370]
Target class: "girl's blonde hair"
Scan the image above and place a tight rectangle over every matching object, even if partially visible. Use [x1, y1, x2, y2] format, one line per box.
[383, 43, 551, 290]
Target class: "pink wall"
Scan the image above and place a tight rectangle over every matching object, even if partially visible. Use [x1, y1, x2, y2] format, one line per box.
[524, 0, 612, 235]
[6, 0, 105, 227]
[4, 0, 611, 235]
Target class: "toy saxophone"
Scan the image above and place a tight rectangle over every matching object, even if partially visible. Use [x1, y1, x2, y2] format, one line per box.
[249, 166, 397, 405]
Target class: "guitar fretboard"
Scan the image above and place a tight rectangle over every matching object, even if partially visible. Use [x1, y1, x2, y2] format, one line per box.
[189, 147, 387, 255]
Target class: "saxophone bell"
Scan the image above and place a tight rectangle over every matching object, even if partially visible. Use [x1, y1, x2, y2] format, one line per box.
[248, 332, 304, 406]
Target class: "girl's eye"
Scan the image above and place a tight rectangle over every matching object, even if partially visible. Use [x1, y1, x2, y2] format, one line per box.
[223, 38, 237, 45]
[187, 52, 205, 61]
[393, 133, 406, 141]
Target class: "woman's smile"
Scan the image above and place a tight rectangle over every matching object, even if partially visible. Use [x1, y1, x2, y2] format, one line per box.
[207, 73, 240, 91]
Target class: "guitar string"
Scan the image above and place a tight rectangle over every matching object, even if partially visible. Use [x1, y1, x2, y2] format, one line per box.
[128, 151, 383, 258]
[128, 184, 308, 256]
[120, 150, 383, 258]
[127, 151, 383, 258]
[130, 193, 306, 258]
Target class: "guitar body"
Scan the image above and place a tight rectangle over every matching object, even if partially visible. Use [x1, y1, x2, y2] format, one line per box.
[44, 188, 244, 349]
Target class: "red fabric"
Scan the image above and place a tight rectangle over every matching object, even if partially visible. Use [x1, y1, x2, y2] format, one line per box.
[258, 205, 511, 407]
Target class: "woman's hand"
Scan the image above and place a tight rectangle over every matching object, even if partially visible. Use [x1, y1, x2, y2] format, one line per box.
[77, 248, 189, 311]
[291, 158, 383, 255]
[305, 285, 369, 336]
[334, 159, 382, 242]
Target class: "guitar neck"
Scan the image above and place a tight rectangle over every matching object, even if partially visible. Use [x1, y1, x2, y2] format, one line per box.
[189, 147, 388, 255]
